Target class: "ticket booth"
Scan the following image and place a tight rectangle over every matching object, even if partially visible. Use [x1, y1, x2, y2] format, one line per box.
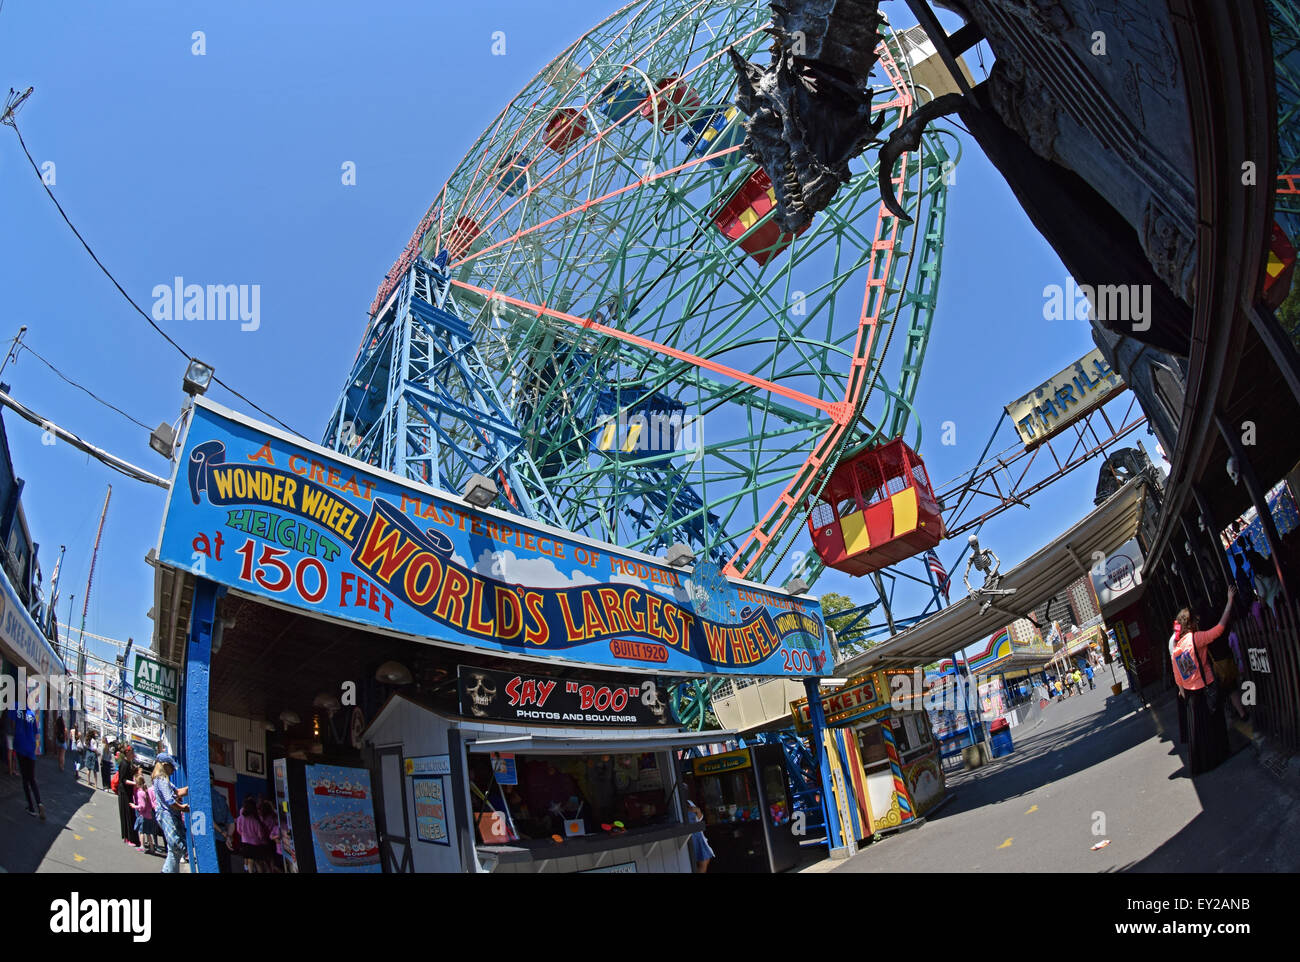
[683, 744, 802, 873]
[790, 669, 946, 839]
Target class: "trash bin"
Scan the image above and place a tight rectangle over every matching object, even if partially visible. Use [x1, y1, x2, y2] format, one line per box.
[988, 717, 1014, 758]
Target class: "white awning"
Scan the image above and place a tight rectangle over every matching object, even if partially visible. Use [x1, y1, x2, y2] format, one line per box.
[465, 729, 738, 755]
[838, 478, 1149, 675]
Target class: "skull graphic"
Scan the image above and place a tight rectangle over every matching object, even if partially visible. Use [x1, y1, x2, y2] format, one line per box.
[465, 673, 498, 717]
[642, 681, 668, 725]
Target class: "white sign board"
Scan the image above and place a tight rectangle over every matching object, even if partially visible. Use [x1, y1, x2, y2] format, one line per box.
[1005, 348, 1125, 448]
[1091, 538, 1145, 608]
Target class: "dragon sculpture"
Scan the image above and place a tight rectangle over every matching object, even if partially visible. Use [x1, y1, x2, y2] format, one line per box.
[728, 0, 964, 228]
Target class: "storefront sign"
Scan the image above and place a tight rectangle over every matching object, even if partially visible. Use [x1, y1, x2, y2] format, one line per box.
[304, 764, 382, 873]
[490, 753, 517, 785]
[692, 748, 751, 776]
[458, 665, 674, 726]
[1004, 348, 1125, 448]
[0, 562, 64, 678]
[404, 754, 451, 776]
[131, 652, 179, 704]
[412, 775, 450, 845]
[1091, 538, 1144, 607]
[157, 401, 830, 677]
[789, 671, 889, 734]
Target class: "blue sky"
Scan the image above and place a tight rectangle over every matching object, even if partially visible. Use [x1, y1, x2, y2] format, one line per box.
[0, 1, 1126, 669]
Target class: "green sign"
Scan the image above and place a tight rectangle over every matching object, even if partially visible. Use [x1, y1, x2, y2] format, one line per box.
[133, 652, 179, 703]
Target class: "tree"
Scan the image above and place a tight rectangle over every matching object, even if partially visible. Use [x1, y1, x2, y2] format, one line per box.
[821, 592, 873, 652]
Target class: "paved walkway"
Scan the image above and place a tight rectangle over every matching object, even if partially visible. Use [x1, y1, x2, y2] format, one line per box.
[0, 753, 187, 873]
[802, 676, 1300, 873]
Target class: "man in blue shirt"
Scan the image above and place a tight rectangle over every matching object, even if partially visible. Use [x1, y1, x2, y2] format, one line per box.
[1084, 664, 1096, 690]
[11, 707, 45, 820]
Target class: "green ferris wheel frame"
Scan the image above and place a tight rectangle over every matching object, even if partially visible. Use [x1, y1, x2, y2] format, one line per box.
[357, 0, 958, 594]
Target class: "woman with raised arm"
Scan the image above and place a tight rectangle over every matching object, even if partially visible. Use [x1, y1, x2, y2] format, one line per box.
[1170, 587, 1236, 775]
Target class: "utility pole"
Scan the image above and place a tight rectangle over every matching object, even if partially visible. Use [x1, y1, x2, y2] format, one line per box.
[117, 637, 133, 744]
[0, 325, 27, 381]
[77, 485, 111, 736]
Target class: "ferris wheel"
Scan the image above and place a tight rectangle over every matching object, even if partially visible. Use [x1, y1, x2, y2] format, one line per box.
[365, 0, 958, 591]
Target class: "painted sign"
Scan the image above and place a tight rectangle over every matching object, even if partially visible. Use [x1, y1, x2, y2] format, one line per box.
[458, 665, 674, 727]
[1004, 348, 1125, 448]
[1090, 537, 1145, 608]
[490, 753, 517, 785]
[304, 764, 382, 873]
[131, 652, 179, 704]
[412, 775, 450, 845]
[404, 754, 451, 776]
[158, 401, 829, 676]
[692, 748, 751, 776]
[789, 671, 889, 735]
[0, 561, 64, 678]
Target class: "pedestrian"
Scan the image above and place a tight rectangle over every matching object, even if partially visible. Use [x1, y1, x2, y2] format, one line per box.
[53, 712, 66, 771]
[11, 705, 45, 820]
[152, 755, 189, 874]
[131, 772, 158, 855]
[100, 739, 114, 791]
[1072, 668, 1082, 694]
[259, 798, 282, 872]
[84, 732, 99, 787]
[116, 744, 140, 847]
[1084, 664, 1095, 690]
[70, 726, 79, 775]
[685, 798, 713, 873]
[1170, 588, 1236, 775]
[236, 796, 272, 873]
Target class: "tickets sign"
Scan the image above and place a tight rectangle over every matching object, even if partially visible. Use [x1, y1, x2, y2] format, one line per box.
[157, 401, 830, 676]
[789, 671, 889, 734]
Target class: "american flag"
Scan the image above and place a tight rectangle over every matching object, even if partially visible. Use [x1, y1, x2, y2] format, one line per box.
[926, 550, 951, 603]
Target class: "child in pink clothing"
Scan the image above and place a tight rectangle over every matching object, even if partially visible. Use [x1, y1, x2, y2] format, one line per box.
[131, 775, 159, 855]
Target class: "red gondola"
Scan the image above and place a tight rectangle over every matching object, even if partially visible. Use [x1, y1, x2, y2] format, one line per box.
[713, 168, 810, 266]
[639, 75, 700, 131]
[543, 108, 589, 152]
[444, 217, 483, 260]
[807, 438, 944, 576]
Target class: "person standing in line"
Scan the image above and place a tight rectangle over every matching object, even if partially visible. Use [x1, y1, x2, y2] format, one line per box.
[152, 755, 189, 874]
[116, 744, 140, 847]
[12, 706, 45, 819]
[131, 772, 158, 855]
[84, 732, 99, 787]
[100, 739, 114, 792]
[1171, 589, 1236, 775]
[53, 713, 66, 771]
[235, 796, 272, 873]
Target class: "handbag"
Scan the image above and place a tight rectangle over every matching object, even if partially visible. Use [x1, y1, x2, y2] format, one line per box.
[1195, 641, 1221, 715]
[111, 771, 119, 792]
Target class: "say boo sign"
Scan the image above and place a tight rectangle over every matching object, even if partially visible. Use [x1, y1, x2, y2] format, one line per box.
[133, 653, 179, 703]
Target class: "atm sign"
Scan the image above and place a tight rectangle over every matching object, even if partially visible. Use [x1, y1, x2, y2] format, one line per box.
[133, 653, 180, 704]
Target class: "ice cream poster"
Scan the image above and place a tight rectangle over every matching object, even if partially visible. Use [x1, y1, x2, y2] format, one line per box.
[304, 763, 382, 873]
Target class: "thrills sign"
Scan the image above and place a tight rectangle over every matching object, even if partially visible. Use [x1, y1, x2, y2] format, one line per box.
[158, 401, 829, 676]
[1004, 348, 1125, 448]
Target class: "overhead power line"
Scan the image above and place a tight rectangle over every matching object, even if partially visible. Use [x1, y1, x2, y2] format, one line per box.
[0, 386, 169, 487]
[2, 100, 303, 436]
[16, 342, 152, 430]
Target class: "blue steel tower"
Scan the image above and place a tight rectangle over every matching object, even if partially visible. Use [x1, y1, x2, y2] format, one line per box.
[323, 252, 561, 523]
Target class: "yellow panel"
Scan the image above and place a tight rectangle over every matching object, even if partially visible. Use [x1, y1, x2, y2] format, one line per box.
[891, 488, 918, 535]
[738, 208, 758, 229]
[840, 511, 871, 554]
